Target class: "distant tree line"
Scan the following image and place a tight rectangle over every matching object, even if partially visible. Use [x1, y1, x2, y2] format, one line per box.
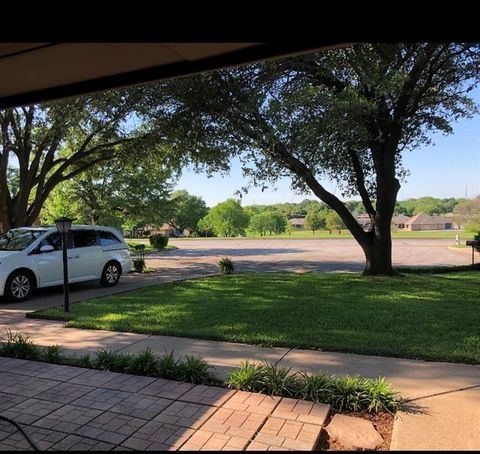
[40, 182, 473, 238]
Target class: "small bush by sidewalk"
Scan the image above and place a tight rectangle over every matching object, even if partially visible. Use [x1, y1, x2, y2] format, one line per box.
[226, 361, 402, 414]
[0, 330, 217, 385]
[132, 258, 146, 273]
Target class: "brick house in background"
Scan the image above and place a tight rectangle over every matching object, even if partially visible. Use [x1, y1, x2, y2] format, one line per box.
[404, 212, 453, 231]
[288, 216, 305, 230]
[144, 223, 188, 237]
[393, 215, 411, 229]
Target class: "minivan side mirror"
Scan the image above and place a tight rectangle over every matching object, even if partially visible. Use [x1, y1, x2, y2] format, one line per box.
[39, 245, 55, 253]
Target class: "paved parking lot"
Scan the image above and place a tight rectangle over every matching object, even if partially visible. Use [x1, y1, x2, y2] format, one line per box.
[151, 238, 469, 273]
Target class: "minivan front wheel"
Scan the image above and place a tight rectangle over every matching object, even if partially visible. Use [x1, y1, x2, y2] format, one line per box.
[5, 270, 35, 302]
[100, 262, 121, 287]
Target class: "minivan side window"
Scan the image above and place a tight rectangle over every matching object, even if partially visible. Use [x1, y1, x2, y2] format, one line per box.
[72, 230, 98, 248]
[37, 233, 63, 251]
[99, 231, 122, 246]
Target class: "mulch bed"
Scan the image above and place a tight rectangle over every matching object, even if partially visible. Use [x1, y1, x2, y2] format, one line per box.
[317, 410, 394, 451]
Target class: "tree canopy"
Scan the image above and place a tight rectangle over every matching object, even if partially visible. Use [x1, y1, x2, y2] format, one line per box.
[41, 157, 173, 231]
[325, 211, 346, 234]
[248, 210, 287, 236]
[167, 190, 209, 233]
[0, 88, 168, 231]
[453, 196, 480, 231]
[146, 43, 480, 274]
[199, 199, 249, 237]
[305, 210, 326, 234]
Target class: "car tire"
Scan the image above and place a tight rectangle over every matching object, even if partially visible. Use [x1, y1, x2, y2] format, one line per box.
[100, 261, 121, 287]
[5, 270, 35, 302]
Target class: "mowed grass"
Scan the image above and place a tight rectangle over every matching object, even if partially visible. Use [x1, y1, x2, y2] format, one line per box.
[37, 272, 480, 364]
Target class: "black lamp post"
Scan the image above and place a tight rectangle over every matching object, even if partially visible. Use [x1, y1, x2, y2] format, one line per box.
[54, 217, 73, 312]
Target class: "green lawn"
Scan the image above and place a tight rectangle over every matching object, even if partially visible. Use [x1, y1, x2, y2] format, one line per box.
[36, 272, 480, 364]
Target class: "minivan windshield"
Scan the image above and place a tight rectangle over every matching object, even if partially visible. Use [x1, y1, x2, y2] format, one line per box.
[0, 229, 47, 251]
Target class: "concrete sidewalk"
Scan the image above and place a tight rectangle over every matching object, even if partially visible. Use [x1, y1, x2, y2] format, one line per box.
[0, 314, 479, 450]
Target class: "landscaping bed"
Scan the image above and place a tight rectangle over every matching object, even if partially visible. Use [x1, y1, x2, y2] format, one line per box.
[0, 330, 401, 451]
[32, 271, 480, 364]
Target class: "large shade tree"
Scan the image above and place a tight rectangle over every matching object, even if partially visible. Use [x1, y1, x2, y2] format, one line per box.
[0, 88, 160, 232]
[145, 43, 480, 274]
[41, 156, 174, 231]
[166, 190, 209, 233]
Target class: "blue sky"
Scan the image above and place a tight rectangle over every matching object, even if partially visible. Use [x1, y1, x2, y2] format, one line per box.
[174, 88, 480, 207]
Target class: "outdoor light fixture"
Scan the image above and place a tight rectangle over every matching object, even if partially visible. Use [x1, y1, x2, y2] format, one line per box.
[54, 217, 73, 312]
[54, 217, 72, 234]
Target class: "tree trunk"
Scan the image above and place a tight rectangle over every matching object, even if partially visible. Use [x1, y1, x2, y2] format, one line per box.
[0, 213, 11, 233]
[362, 232, 395, 275]
[361, 179, 399, 276]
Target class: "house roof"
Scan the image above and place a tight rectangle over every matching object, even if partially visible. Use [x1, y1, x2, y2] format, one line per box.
[0, 42, 345, 109]
[405, 212, 452, 226]
[289, 218, 305, 224]
[393, 215, 411, 223]
[145, 222, 180, 231]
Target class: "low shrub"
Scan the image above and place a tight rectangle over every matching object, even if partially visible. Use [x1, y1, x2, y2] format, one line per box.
[298, 371, 335, 403]
[156, 350, 179, 380]
[0, 330, 41, 360]
[329, 374, 367, 412]
[94, 348, 131, 372]
[43, 345, 63, 364]
[219, 257, 234, 274]
[258, 362, 300, 397]
[0, 331, 219, 387]
[474, 232, 480, 253]
[149, 233, 169, 250]
[361, 376, 401, 414]
[127, 348, 158, 376]
[175, 355, 216, 384]
[226, 360, 265, 392]
[78, 352, 93, 368]
[132, 258, 145, 273]
[226, 363, 401, 414]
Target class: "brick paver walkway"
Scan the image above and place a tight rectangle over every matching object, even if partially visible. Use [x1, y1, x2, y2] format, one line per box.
[0, 357, 329, 451]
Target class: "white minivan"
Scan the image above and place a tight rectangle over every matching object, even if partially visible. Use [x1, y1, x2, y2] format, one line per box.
[0, 225, 133, 302]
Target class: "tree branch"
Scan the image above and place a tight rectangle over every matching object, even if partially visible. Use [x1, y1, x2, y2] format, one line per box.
[347, 148, 376, 218]
[271, 142, 369, 244]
